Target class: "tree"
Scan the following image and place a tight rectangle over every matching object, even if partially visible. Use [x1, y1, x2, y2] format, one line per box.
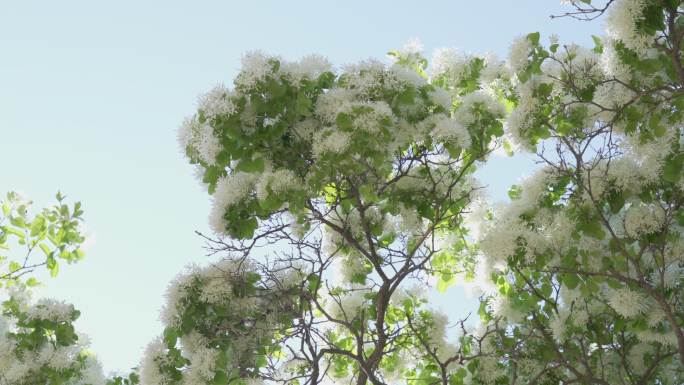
[475, 1, 684, 384]
[156, 45, 508, 385]
[0, 192, 112, 385]
[5, 1, 684, 385]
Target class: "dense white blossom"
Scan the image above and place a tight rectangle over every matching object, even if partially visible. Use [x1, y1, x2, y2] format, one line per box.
[209, 172, 259, 235]
[255, 169, 301, 202]
[314, 88, 357, 123]
[390, 64, 426, 88]
[197, 84, 236, 120]
[508, 36, 533, 73]
[329, 287, 370, 320]
[177, 118, 222, 166]
[428, 87, 452, 109]
[431, 115, 471, 148]
[606, 287, 649, 318]
[280, 54, 332, 85]
[184, 346, 219, 385]
[27, 298, 75, 323]
[72, 356, 106, 385]
[480, 53, 510, 84]
[235, 50, 275, 90]
[623, 202, 665, 237]
[312, 130, 351, 158]
[140, 337, 172, 385]
[606, 0, 651, 54]
[455, 90, 505, 127]
[431, 48, 470, 83]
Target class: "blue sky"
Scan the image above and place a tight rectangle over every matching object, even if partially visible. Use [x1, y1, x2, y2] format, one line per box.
[0, 0, 602, 374]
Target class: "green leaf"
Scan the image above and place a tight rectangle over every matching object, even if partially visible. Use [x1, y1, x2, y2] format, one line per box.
[527, 32, 540, 45]
[663, 154, 684, 182]
[235, 157, 265, 173]
[47, 255, 59, 277]
[437, 275, 454, 293]
[336, 113, 354, 131]
[212, 371, 228, 385]
[163, 327, 178, 349]
[55, 323, 77, 346]
[563, 274, 580, 289]
[507, 185, 522, 200]
[591, 35, 604, 53]
[30, 215, 46, 236]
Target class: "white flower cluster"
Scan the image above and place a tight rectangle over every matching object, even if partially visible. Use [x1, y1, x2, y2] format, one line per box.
[255, 169, 302, 202]
[430, 114, 471, 148]
[197, 84, 236, 121]
[139, 337, 173, 385]
[623, 202, 666, 238]
[508, 35, 534, 74]
[146, 258, 301, 385]
[178, 117, 222, 166]
[0, 294, 105, 385]
[605, 286, 650, 318]
[454, 90, 505, 127]
[161, 259, 261, 326]
[479, 167, 558, 265]
[312, 130, 351, 158]
[26, 298, 76, 323]
[606, 0, 651, 54]
[431, 48, 472, 83]
[209, 172, 259, 235]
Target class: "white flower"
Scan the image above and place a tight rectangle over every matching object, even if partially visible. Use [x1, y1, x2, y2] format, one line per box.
[623, 202, 665, 237]
[209, 172, 259, 235]
[178, 118, 222, 166]
[477, 356, 504, 384]
[480, 53, 509, 83]
[281, 54, 332, 85]
[606, 287, 649, 318]
[184, 346, 218, 384]
[636, 330, 678, 347]
[72, 355, 106, 385]
[402, 38, 423, 55]
[651, 264, 684, 289]
[235, 51, 276, 90]
[431, 115, 471, 148]
[549, 310, 570, 342]
[329, 286, 369, 320]
[27, 298, 75, 323]
[199, 277, 233, 304]
[390, 65, 426, 88]
[431, 48, 470, 82]
[339, 255, 369, 283]
[455, 91, 505, 127]
[601, 39, 632, 81]
[312, 130, 351, 158]
[314, 88, 357, 123]
[139, 337, 172, 385]
[428, 87, 452, 109]
[491, 295, 524, 323]
[255, 169, 301, 202]
[198, 84, 236, 120]
[508, 35, 534, 73]
[606, 0, 651, 54]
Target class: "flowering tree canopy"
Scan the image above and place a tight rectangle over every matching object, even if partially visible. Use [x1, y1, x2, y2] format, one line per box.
[475, 1, 684, 384]
[168, 44, 508, 385]
[4, 1, 684, 385]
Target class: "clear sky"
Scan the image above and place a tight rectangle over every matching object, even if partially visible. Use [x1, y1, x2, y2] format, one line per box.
[0, 0, 603, 374]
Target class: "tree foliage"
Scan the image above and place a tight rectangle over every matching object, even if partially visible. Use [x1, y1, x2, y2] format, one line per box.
[4, 1, 684, 385]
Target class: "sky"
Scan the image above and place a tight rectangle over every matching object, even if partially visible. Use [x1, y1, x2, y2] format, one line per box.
[0, 0, 603, 374]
